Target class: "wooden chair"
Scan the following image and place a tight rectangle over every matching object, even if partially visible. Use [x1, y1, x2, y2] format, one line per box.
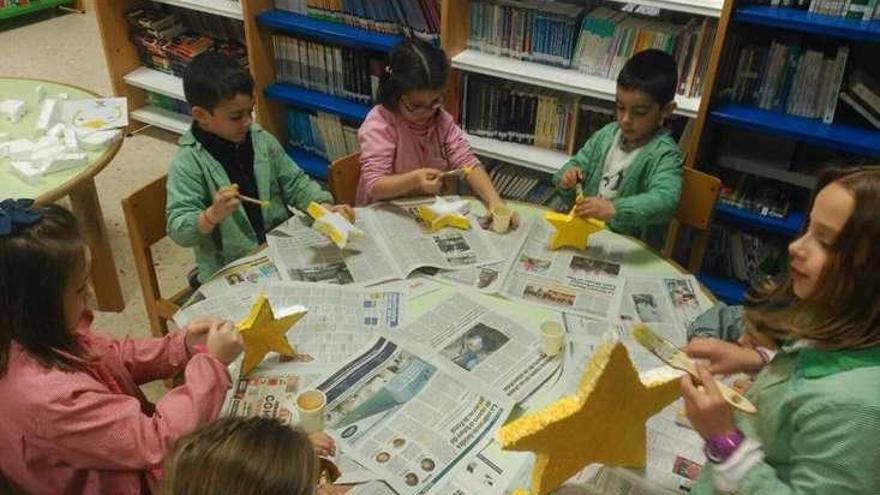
[662, 167, 722, 273]
[121, 175, 190, 339]
[328, 152, 360, 205]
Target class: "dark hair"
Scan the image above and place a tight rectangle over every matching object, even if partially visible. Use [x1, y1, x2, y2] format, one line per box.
[0, 204, 88, 377]
[746, 166, 880, 349]
[161, 417, 317, 495]
[183, 51, 254, 112]
[617, 49, 678, 106]
[377, 38, 449, 110]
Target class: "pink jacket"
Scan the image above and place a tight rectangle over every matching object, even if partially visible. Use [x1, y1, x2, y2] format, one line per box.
[0, 311, 231, 495]
[355, 105, 480, 205]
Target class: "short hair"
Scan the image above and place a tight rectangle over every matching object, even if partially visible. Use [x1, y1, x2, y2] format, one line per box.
[0, 203, 88, 377]
[377, 38, 449, 110]
[617, 49, 678, 106]
[161, 417, 317, 495]
[183, 51, 254, 112]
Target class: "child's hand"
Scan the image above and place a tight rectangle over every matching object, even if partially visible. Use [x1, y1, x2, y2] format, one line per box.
[684, 337, 766, 375]
[559, 167, 583, 189]
[681, 365, 738, 440]
[206, 319, 244, 365]
[309, 431, 337, 457]
[411, 168, 441, 194]
[325, 203, 355, 222]
[209, 184, 241, 222]
[574, 197, 616, 221]
[184, 316, 224, 355]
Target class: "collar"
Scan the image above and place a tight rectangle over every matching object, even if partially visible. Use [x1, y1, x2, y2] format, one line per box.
[796, 345, 880, 379]
[191, 123, 251, 154]
[179, 123, 263, 147]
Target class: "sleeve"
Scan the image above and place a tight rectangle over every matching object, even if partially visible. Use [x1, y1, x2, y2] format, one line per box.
[268, 132, 333, 210]
[687, 303, 745, 342]
[610, 145, 683, 228]
[93, 330, 190, 386]
[34, 354, 231, 471]
[166, 153, 211, 248]
[440, 116, 480, 169]
[357, 112, 399, 196]
[719, 404, 880, 495]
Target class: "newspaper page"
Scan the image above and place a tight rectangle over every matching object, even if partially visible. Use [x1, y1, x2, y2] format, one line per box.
[500, 220, 626, 321]
[184, 252, 281, 306]
[267, 210, 403, 286]
[619, 275, 712, 343]
[394, 292, 562, 403]
[431, 213, 537, 294]
[315, 337, 511, 495]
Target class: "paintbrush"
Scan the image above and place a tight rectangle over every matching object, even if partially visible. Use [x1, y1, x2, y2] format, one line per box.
[439, 165, 476, 178]
[631, 324, 756, 414]
[238, 194, 271, 207]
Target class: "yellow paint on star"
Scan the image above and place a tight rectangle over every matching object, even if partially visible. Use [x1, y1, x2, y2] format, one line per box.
[544, 209, 605, 250]
[236, 293, 306, 375]
[416, 204, 471, 232]
[497, 339, 681, 495]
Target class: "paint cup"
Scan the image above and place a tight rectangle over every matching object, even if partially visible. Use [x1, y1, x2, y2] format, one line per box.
[492, 205, 513, 234]
[296, 389, 326, 434]
[540, 321, 565, 357]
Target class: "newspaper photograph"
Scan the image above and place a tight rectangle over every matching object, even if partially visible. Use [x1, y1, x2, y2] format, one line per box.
[619, 275, 712, 342]
[184, 252, 281, 306]
[222, 369, 325, 425]
[500, 221, 625, 321]
[315, 337, 510, 495]
[397, 292, 561, 403]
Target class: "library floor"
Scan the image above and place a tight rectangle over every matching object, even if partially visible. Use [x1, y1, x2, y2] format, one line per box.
[1, 6, 186, 400]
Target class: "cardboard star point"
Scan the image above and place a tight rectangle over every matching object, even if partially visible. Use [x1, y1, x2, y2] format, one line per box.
[497, 336, 681, 495]
[544, 210, 605, 250]
[236, 293, 307, 375]
[416, 196, 471, 232]
[307, 202, 364, 249]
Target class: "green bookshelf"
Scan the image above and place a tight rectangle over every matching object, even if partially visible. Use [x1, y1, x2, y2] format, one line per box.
[0, 0, 73, 20]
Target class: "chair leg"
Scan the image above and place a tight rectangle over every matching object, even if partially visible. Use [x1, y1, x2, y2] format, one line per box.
[686, 231, 711, 274]
[147, 308, 170, 339]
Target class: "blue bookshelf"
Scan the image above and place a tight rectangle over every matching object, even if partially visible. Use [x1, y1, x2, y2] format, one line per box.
[698, 273, 748, 305]
[256, 10, 402, 53]
[715, 202, 805, 237]
[264, 83, 371, 122]
[736, 5, 880, 43]
[711, 103, 880, 158]
[287, 148, 330, 180]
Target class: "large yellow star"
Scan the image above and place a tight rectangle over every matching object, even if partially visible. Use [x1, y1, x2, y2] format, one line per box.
[544, 209, 605, 250]
[416, 197, 471, 232]
[497, 339, 681, 495]
[236, 293, 306, 375]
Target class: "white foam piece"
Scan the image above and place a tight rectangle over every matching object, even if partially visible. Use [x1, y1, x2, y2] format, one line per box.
[0, 99, 26, 123]
[47, 123, 66, 139]
[44, 152, 88, 174]
[9, 161, 45, 185]
[63, 127, 79, 150]
[31, 145, 66, 163]
[78, 129, 119, 151]
[35, 85, 45, 103]
[35, 99, 60, 133]
[2, 139, 37, 160]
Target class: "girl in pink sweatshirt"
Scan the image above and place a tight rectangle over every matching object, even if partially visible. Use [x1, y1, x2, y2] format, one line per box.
[356, 38, 511, 219]
[0, 201, 243, 494]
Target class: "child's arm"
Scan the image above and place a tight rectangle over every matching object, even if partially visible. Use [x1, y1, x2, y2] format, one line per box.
[166, 156, 221, 247]
[439, 120, 504, 209]
[268, 135, 334, 210]
[607, 146, 682, 227]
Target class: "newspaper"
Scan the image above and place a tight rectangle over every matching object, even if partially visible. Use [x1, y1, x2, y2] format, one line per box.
[315, 337, 511, 495]
[499, 219, 626, 321]
[395, 292, 562, 403]
[619, 275, 712, 343]
[184, 252, 281, 306]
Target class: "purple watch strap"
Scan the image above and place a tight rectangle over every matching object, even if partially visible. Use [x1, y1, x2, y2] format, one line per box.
[704, 429, 745, 463]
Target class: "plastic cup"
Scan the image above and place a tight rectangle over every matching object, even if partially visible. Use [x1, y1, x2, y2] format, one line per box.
[492, 205, 513, 233]
[296, 389, 326, 434]
[540, 321, 565, 357]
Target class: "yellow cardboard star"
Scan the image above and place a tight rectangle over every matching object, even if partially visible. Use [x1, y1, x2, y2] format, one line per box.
[497, 338, 681, 495]
[544, 209, 605, 250]
[307, 202, 364, 249]
[416, 197, 471, 232]
[236, 293, 307, 375]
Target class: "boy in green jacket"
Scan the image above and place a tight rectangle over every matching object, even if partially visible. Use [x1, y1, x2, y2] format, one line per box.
[166, 52, 352, 282]
[554, 49, 683, 249]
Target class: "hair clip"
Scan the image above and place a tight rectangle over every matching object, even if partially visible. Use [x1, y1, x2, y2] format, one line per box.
[385, 66, 393, 75]
[0, 198, 42, 236]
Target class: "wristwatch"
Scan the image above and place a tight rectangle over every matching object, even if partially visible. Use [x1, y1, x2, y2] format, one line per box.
[704, 429, 745, 463]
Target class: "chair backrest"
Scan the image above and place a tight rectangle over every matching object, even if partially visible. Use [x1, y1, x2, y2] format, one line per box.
[662, 167, 722, 273]
[328, 152, 361, 205]
[121, 175, 180, 338]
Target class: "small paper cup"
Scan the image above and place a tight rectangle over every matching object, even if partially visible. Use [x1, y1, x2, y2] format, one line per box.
[296, 389, 326, 434]
[540, 321, 565, 357]
[491, 205, 513, 233]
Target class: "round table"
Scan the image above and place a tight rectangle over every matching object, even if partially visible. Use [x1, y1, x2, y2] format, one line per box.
[0, 78, 124, 312]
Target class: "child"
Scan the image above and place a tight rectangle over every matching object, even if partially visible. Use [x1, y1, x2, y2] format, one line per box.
[555, 49, 682, 249]
[166, 52, 354, 283]
[681, 167, 880, 494]
[161, 416, 346, 495]
[356, 38, 512, 221]
[0, 201, 243, 494]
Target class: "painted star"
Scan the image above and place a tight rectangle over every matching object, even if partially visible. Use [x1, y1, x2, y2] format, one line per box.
[236, 293, 307, 375]
[307, 202, 364, 249]
[497, 338, 681, 495]
[544, 209, 605, 250]
[416, 196, 471, 232]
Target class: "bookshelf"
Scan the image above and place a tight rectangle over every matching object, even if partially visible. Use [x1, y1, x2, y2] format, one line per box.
[263, 83, 370, 123]
[0, 0, 81, 20]
[255, 9, 402, 52]
[150, 0, 243, 20]
[123, 67, 184, 101]
[603, 0, 724, 17]
[466, 133, 570, 174]
[735, 5, 880, 42]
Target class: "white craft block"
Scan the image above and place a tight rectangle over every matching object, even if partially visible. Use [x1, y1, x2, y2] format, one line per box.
[35, 99, 60, 134]
[48, 123, 66, 139]
[57, 93, 69, 100]
[31, 145, 66, 163]
[63, 127, 79, 150]
[2, 139, 37, 160]
[78, 130, 119, 151]
[9, 161, 45, 185]
[44, 153, 88, 174]
[35, 85, 46, 103]
[0, 99, 26, 122]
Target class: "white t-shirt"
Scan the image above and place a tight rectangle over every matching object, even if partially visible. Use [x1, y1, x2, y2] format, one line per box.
[597, 130, 641, 200]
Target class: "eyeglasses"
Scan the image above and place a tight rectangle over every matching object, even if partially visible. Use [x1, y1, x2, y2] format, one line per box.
[401, 95, 444, 114]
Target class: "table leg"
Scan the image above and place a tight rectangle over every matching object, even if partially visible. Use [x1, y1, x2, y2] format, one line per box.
[69, 178, 125, 312]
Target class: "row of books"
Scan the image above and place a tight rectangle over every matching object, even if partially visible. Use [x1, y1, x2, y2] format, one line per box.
[126, 4, 247, 78]
[719, 172, 791, 219]
[839, 69, 880, 130]
[287, 109, 359, 161]
[272, 34, 383, 103]
[485, 160, 569, 210]
[574, 8, 717, 98]
[719, 35, 849, 123]
[702, 225, 788, 285]
[146, 91, 192, 116]
[741, 0, 880, 20]
[460, 74, 580, 152]
[273, 0, 441, 42]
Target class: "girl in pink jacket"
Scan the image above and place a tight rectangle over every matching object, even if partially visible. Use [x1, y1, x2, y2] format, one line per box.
[0, 201, 243, 494]
[356, 38, 511, 220]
